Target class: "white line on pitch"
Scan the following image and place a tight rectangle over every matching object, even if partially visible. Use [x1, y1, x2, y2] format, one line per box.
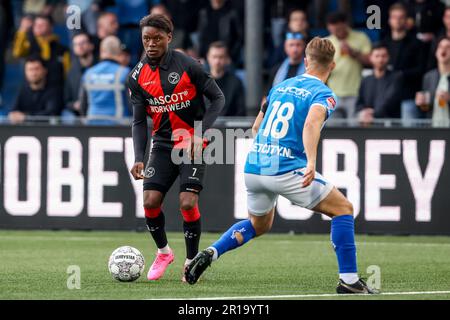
[1, 236, 450, 248]
[148, 290, 450, 300]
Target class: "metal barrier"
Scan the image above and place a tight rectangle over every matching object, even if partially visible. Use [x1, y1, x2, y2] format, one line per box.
[0, 116, 443, 129]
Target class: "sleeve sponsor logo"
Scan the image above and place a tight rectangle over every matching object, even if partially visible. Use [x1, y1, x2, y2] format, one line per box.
[327, 97, 337, 109]
[131, 62, 144, 81]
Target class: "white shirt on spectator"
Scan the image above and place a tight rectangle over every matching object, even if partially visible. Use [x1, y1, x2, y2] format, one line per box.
[433, 74, 450, 127]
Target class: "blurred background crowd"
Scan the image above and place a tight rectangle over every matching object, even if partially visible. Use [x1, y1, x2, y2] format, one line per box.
[0, 0, 449, 127]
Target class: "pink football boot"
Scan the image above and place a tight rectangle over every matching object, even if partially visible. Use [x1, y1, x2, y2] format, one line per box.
[147, 251, 174, 280]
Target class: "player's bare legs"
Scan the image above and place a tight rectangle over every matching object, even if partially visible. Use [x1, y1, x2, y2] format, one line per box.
[312, 187, 377, 294]
[250, 208, 275, 236]
[144, 190, 164, 209]
[185, 208, 275, 284]
[143, 190, 174, 280]
[312, 187, 353, 218]
[179, 192, 198, 210]
[179, 191, 202, 282]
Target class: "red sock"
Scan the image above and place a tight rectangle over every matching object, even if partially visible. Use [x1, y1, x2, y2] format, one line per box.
[144, 207, 161, 218]
[181, 205, 201, 222]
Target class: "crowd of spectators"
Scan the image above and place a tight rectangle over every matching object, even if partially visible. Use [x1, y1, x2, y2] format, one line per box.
[0, 0, 449, 127]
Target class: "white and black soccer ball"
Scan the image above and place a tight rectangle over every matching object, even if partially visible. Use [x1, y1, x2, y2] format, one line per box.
[108, 246, 145, 282]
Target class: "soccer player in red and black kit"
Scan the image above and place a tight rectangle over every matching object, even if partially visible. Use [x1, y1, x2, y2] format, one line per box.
[127, 14, 225, 281]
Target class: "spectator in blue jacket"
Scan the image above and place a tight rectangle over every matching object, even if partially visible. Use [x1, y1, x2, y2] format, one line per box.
[80, 36, 131, 123]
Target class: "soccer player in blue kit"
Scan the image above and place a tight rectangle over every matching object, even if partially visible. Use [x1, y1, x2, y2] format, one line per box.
[185, 37, 378, 294]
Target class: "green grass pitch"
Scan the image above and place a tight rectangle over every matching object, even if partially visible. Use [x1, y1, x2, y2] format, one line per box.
[1, 230, 450, 300]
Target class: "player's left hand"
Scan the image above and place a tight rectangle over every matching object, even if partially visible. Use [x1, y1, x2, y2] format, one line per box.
[130, 162, 145, 180]
[189, 135, 204, 161]
[302, 163, 316, 188]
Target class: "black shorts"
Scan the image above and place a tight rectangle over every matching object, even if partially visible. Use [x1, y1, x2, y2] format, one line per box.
[143, 147, 206, 195]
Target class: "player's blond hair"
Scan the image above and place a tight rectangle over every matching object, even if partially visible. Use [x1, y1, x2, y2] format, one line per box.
[305, 37, 336, 70]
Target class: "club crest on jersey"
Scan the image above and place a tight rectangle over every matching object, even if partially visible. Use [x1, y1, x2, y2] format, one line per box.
[168, 72, 180, 84]
[145, 167, 155, 178]
[327, 97, 337, 109]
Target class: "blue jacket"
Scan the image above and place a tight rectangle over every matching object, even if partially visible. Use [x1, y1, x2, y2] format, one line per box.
[82, 59, 131, 119]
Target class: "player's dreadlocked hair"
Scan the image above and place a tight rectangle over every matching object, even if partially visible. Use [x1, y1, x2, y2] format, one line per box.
[305, 37, 336, 70]
[139, 14, 174, 34]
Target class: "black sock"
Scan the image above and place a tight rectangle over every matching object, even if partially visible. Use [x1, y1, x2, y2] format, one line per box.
[183, 218, 202, 260]
[145, 212, 168, 249]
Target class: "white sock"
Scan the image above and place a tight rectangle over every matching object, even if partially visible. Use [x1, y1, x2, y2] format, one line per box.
[340, 273, 359, 285]
[158, 245, 171, 254]
[208, 247, 219, 261]
[184, 258, 192, 266]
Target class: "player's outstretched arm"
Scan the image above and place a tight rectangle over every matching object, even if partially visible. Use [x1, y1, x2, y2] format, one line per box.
[302, 105, 327, 187]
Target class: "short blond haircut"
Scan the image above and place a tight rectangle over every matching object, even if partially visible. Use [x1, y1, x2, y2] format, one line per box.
[305, 37, 335, 70]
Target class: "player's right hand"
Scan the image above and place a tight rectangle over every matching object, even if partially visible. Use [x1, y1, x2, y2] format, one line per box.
[130, 162, 145, 180]
[302, 163, 315, 188]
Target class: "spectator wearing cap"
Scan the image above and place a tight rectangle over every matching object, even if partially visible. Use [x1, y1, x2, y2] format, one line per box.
[326, 12, 371, 119]
[268, 8, 311, 68]
[9, 56, 63, 124]
[267, 32, 306, 90]
[80, 36, 131, 121]
[207, 41, 246, 116]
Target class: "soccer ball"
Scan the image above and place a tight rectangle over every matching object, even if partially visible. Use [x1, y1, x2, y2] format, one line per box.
[108, 246, 145, 282]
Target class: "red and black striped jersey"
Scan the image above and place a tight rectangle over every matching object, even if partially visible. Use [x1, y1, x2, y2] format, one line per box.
[127, 50, 225, 162]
